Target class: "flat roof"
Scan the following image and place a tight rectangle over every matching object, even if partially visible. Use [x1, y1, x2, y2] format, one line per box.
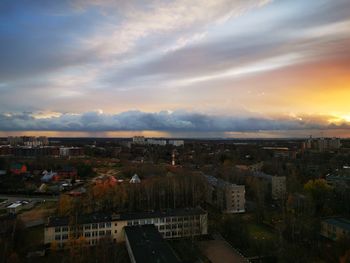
[125, 225, 181, 263]
[323, 218, 350, 232]
[7, 203, 22, 209]
[46, 208, 206, 227]
[46, 212, 112, 227]
[116, 207, 206, 221]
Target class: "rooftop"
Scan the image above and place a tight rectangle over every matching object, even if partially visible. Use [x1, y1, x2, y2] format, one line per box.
[46, 208, 206, 227]
[125, 225, 181, 263]
[204, 174, 244, 188]
[323, 218, 350, 232]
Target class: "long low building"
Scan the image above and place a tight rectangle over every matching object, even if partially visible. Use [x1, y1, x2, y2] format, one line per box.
[44, 208, 208, 247]
[321, 217, 350, 241]
[125, 225, 181, 263]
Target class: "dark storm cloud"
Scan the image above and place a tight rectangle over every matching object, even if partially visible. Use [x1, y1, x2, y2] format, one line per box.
[0, 111, 346, 132]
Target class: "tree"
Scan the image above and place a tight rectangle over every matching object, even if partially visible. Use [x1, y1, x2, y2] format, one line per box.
[304, 179, 332, 215]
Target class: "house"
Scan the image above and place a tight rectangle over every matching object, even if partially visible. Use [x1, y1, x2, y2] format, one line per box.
[41, 170, 57, 183]
[7, 200, 34, 214]
[10, 163, 27, 175]
[56, 166, 78, 180]
[130, 174, 141, 184]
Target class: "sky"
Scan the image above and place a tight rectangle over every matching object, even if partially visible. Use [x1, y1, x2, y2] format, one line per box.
[0, 0, 350, 138]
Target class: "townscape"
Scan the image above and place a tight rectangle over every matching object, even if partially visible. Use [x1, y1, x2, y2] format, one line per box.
[2, 1, 350, 262]
[0, 136, 349, 263]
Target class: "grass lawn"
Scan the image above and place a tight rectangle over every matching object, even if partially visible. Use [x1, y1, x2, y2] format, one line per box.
[247, 223, 276, 240]
[18, 225, 44, 254]
[169, 239, 209, 263]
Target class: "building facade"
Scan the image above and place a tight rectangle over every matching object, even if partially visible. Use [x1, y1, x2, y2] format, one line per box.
[252, 172, 287, 200]
[204, 175, 245, 213]
[321, 218, 350, 241]
[271, 176, 287, 200]
[44, 208, 208, 247]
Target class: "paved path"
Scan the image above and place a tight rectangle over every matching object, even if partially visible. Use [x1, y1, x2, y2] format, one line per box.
[198, 240, 249, 263]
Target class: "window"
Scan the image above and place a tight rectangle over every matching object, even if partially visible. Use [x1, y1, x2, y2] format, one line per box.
[62, 234, 68, 240]
[84, 225, 91, 230]
[62, 227, 68, 232]
[55, 227, 61, 233]
[127, 221, 132, 226]
[106, 230, 111, 235]
[114, 223, 118, 226]
[106, 222, 111, 228]
[55, 235, 61, 241]
[99, 231, 105, 236]
[92, 224, 98, 229]
[99, 223, 105, 228]
[114, 230, 118, 233]
[85, 232, 91, 237]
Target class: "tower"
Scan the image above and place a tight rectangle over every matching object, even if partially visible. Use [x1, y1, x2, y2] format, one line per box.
[172, 150, 176, 166]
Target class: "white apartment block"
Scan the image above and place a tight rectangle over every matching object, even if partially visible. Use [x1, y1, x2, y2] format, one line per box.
[205, 175, 245, 213]
[168, 140, 185, 147]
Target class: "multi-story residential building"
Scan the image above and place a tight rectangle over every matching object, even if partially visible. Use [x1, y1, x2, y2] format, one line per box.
[44, 208, 208, 247]
[271, 176, 287, 200]
[305, 137, 341, 152]
[252, 172, 287, 200]
[168, 140, 184, 147]
[204, 175, 245, 213]
[132, 136, 146, 145]
[321, 217, 350, 241]
[59, 147, 84, 157]
[146, 139, 167, 146]
[7, 136, 49, 147]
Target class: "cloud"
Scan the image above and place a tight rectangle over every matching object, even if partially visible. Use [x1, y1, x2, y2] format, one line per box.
[0, 110, 349, 132]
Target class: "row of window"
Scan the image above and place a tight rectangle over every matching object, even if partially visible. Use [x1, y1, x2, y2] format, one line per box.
[160, 228, 202, 238]
[127, 216, 201, 226]
[55, 222, 112, 233]
[54, 230, 112, 241]
[84, 230, 112, 237]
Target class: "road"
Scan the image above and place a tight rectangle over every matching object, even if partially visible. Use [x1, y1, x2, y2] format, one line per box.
[0, 194, 59, 204]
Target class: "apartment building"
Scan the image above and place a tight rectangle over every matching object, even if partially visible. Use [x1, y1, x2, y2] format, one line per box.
[44, 208, 207, 247]
[252, 172, 287, 200]
[321, 217, 350, 241]
[204, 175, 245, 213]
[271, 176, 287, 200]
